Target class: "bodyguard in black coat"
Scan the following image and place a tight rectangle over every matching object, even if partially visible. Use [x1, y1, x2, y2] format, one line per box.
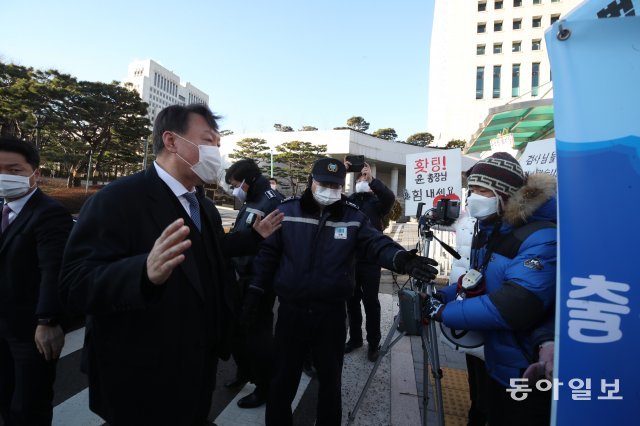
[59, 105, 283, 426]
[0, 137, 72, 425]
[224, 160, 283, 408]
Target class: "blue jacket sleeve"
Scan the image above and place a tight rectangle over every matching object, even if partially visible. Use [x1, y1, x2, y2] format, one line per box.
[369, 178, 396, 217]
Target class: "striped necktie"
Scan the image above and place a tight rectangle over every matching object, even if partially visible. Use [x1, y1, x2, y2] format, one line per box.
[183, 192, 201, 231]
[1, 204, 11, 233]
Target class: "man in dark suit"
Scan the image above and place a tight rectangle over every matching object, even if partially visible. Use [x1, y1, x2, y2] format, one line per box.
[60, 104, 283, 425]
[0, 137, 73, 425]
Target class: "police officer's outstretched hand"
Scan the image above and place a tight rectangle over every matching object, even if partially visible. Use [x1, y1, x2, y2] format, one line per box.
[394, 249, 438, 282]
[239, 287, 263, 333]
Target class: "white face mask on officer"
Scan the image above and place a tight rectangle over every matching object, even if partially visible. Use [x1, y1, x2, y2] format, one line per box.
[313, 185, 342, 206]
[466, 192, 498, 219]
[172, 132, 222, 184]
[0, 172, 36, 198]
[232, 180, 247, 202]
[355, 181, 370, 193]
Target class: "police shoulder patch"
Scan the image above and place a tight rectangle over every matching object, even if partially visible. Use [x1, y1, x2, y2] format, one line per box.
[345, 200, 360, 210]
[524, 257, 544, 271]
[265, 189, 276, 199]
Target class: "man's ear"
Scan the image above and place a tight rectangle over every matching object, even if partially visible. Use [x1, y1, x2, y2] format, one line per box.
[163, 131, 178, 153]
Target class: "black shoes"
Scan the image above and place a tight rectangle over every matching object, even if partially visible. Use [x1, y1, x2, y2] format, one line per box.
[237, 390, 267, 408]
[367, 346, 380, 362]
[224, 375, 248, 389]
[344, 339, 364, 354]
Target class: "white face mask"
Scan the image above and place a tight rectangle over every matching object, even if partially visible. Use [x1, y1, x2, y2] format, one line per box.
[173, 133, 222, 184]
[355, 181, 370, 193]
[313, 185, 342, 206]
[232, 180, 247, 202]
[0, 172, 36, 198]
[466, 193, 498, 219]
[270, 183, 277, 191]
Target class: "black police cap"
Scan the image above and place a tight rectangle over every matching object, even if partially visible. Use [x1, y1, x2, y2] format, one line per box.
[311, 158, 346, 185]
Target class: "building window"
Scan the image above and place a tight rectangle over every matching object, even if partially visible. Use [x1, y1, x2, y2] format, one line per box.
[532, 39, 542, 50]
[512, 41, 522, 52]
[513, 18, 522, 29]
[550, 14, 560, 24]
[493, 65, 501, 98]
[495, 1, 503, 10]
[532, 16, 542, 27]
[493, 43, 503, 54]
[478, 1, 487, 11]
[477, 23, 487, 33]
[477, 44, 486, 55]
[494, 21, 503, 31]
[533, 0, 542, 4]
[514, 0, 522, 6]
[551, 0, 560, 2]
[512, 64, 520, 97]
[532, 62, 540, 96]
[476, 66, 485, 99]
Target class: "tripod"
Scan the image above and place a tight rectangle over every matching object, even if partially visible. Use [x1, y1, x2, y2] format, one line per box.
[347, 219, 456, 426]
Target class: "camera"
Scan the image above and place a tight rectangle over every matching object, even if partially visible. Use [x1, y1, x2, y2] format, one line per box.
[417, 198, 461, 227]
[345, 155, 365, 173]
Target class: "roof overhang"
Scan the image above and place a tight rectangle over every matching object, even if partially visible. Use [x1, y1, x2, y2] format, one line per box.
[467, 99, 555, 154]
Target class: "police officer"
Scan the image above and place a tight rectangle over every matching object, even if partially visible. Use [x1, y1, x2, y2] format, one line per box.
[244, 157, 439, 426]
[344, 161, 396, 361]
[225, 159, 283, 408]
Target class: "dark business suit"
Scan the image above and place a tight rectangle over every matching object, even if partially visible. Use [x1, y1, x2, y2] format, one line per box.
[0, 189, 72, 425]
[60, 166, 261, 425]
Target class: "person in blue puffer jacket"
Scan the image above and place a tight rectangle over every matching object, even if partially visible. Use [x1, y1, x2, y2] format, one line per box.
[244, 157, 439, 426]
[423, 152, 557, 426]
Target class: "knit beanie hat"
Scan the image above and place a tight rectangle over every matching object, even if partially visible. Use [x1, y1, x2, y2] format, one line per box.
[466, 152, 525, 208]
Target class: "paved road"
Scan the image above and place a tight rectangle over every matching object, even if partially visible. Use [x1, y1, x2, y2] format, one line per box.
[21, 324, 318, 426]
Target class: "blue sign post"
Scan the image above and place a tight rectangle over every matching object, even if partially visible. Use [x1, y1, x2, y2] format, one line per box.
[546, 1, 640, 423]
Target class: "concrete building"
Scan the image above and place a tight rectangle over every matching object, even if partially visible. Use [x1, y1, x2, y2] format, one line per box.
[124, 59, 209, 124]
[426, 0, 580, 146]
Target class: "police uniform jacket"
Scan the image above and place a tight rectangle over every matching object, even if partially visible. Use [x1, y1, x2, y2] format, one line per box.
[231, 175, 283, 280]
[250, 188, 405, 308]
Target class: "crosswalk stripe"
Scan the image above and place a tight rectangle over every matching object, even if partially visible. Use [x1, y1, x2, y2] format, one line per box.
[214, 376, 312, 425]
[52, 388, 104, 426]
[60, 327, 85, 358]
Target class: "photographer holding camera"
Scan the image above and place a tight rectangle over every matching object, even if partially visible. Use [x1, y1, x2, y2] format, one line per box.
[344, 160, 396, 361]
[422, 152, 557, 426]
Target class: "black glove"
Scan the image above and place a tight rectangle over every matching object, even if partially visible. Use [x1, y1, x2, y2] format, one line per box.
[422, 294, 444, 322]
[394, 249, 439, 282]
[239, 287, 263, 333]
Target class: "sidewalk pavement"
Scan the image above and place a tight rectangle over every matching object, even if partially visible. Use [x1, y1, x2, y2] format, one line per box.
[380, 222, 472, 426]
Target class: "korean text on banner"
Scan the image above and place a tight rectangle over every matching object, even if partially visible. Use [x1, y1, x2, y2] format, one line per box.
[545, 0, 639, 424]
[404, 149, 462, 217]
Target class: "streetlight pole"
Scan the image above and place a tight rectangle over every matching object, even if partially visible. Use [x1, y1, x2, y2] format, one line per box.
[85, 150, 93, 194]
[143, 136, 150, 170]
[270, 149, 274, 178]
[33, 111, 44, 152]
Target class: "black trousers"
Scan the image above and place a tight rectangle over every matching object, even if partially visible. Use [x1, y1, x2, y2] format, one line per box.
[0, 334, 57, 426]
[466, 354, 489, 426]
[346, 262, 381, 347]
[229, 311, 274, 393]
[266, 303, 347, 426]
[487, 375, 551, 426]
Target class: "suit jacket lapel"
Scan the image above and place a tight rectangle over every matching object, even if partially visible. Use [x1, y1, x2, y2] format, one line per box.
[144, 167, 205, 302]
[0, 190, 40, 256]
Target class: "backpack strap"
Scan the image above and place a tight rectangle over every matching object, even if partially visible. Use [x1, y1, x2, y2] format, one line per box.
[493, 221, 557, 259]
